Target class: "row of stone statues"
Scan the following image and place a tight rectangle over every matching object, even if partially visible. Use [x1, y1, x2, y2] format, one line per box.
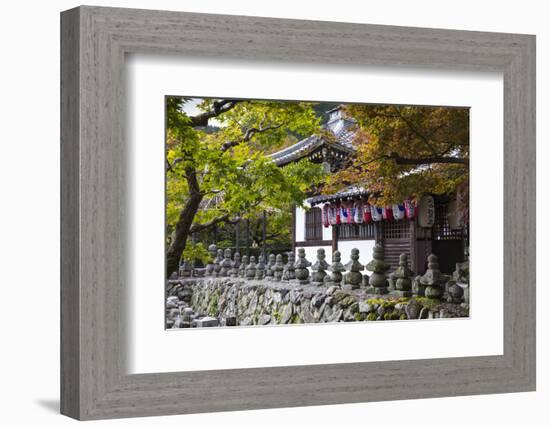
[179, 243, 464, 302]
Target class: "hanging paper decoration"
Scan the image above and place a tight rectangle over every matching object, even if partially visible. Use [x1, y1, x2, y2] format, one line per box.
[392, 204, 405, 220]
[335, 202, 341, 225]
[340, 201, 352, 224]
[363, 202, 372, 223]
[328, 203, 338, 226]
[382, 206, 393, 221]
[418, 194, 435, 228]
[322, 204, 330, 228]
[404, 199, 416, 219]
[371, 205, 383, 221]
[352, 201, 364, 223]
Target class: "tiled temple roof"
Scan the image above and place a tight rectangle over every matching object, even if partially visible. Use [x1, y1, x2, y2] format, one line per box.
[269, 108, 357, 166]
[307, 186, 369, 206]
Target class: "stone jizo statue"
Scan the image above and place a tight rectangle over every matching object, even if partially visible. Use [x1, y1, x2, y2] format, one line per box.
[344, 248, 364, 290]
[219, 248, 233, 277]
[272, 254, 285, 281]
[393, 253, 413, 297]
[282, 252, 296, 281]
[245, 255, 257, 280]
[365, 243, 389, 294]
[255, 254, 266, 280]
[230, 252, 241, 278]
[205, 243, 218, 276]
[311, 248, 329, 285]
[294, 248, 312, 285]
[327, 250, 346, 287]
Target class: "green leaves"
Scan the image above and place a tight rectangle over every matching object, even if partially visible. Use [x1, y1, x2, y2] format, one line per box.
[325, 104, 469, 205]
[166, 97, 325, 241]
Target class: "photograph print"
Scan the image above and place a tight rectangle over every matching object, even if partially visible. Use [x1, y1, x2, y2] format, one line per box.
[165, 97, 470, 329]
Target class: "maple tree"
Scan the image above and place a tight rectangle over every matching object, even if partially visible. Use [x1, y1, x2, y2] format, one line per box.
[325, 104, 469, 206]
[165, 97, 325, 276]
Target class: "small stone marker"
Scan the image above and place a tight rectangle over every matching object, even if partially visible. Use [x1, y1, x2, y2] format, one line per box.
[420, 254, 445, 299]
[328, 250, 346, 287]
[294, 248, 312, 285]
[365, 243, 390, 294]
[230, 252, 241, 278]
[344, 248, 364, 290]
[282, 252, 296, 281]
[219, 248, 233, 277]
[447, 281, 465, 304]
[311, 248, 329, 285]
[239, 255, 248, 278]
[205, 243, 218, 276]
[195, 316, 219, 327]
[265, 253, 276, 280]
[245, 255, 257, 280]
[255, 254, 266, 280]
[272, 254, 285, 281]
[213, 249, 224, 277]
[393, 253, 413, 297]
[179, 259, 192, 278]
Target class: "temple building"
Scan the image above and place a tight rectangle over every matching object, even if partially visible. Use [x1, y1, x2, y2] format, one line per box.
[269, 106, 468, 274]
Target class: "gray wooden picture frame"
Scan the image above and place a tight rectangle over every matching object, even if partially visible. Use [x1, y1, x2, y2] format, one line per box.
[60, 5, 536, 421]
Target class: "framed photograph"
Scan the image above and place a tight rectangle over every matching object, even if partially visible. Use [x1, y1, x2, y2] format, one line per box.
[61, 6, 536, 420]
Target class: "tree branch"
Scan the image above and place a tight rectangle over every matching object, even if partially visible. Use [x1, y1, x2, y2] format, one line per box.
[188, 99, 241, 127]
[388, 152, 469, 165]
[221, 122, 284, 151]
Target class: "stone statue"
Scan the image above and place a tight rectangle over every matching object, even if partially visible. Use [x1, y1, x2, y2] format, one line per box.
[294, 248, 312, 285]
[230, 252, 241, 278]
[239, 255, 248, 278]
[282, 252, 296, 281]
[255, 254, 266, 280]
[213, 249, 224, 277]
[245, 255, 257, 280]
[219, 248, 233, 277]
[393, 253, 413, 297]
[365, 243, 389, 293]
[447, 281, 465, 304]
[205, 243, 218, 276]
[179, 259, 192, 278]
[311, 248, 329, 285]
[344, 248, 364, 290]
[327, 250, 346, 287]
[265, 253, 276, 280]
[419, 254, 446, 299]
[272, 254, 285, 281]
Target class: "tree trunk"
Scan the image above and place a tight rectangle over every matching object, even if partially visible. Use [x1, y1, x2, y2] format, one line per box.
[166, 192, 203, 277]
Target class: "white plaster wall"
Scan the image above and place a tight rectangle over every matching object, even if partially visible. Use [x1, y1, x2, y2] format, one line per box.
[322, 223, 332, 240]
[338, 240, 376, 266]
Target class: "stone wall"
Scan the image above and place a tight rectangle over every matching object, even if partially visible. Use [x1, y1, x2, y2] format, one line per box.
[166, 278, 469, 329]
